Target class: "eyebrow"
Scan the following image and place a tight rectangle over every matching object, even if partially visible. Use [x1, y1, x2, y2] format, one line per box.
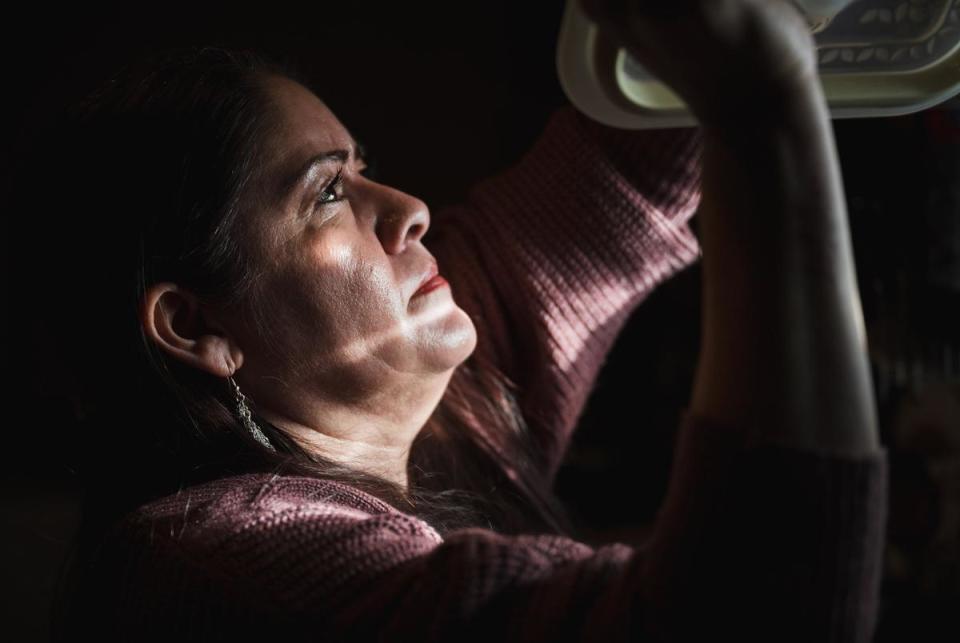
[279, 140, 368, 202]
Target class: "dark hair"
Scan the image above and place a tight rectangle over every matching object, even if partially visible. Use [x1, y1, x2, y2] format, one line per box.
[41, 45, 578, 634]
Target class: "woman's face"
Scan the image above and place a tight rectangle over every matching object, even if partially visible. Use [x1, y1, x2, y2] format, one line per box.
[224, 75, 477, 447]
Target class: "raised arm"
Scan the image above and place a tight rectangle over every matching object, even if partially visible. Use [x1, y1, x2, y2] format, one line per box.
[688, 67, 880, 457]
[427, 107, 703, 484]
[581, 0, 881, 457]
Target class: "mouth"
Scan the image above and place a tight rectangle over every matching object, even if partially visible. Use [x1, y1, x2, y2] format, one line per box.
[413, 274, 449, 297]
[412, 260, 447, 298]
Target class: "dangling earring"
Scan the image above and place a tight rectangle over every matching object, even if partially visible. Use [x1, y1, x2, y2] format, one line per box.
[228, 375, 276, 452]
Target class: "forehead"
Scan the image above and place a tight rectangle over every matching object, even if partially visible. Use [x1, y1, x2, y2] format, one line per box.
[265, 75, 352, 151]
[261, 75, 358, 191]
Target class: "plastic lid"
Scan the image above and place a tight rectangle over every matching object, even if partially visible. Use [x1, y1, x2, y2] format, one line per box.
[557, 0, 960, 128]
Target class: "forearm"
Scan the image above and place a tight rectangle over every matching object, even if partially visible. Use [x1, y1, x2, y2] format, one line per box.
[689, 79, 881, 456]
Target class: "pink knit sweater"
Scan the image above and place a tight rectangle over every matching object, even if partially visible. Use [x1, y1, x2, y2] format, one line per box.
[65, 106, 889, 642]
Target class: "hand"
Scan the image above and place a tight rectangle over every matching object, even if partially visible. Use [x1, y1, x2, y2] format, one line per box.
[578, 0, 820, 127]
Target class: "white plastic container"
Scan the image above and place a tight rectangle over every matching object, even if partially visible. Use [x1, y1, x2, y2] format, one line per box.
[557, 0, 960, 128]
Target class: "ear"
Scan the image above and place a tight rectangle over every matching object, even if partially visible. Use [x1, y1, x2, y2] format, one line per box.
[140, 282, 244, 378]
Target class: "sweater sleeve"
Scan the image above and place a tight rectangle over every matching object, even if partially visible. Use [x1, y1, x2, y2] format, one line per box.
[426, 105, 703, 484]
[79, 413, 888, 643]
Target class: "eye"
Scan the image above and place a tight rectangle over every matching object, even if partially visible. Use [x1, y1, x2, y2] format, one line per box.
[316, 167, 345, 208]
[313, 159, 379, 213]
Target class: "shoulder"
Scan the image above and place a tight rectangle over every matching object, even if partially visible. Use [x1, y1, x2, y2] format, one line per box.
[118, 472, 444, 548]
[77, 474, 647, 642]
[94, 473, 445, 613]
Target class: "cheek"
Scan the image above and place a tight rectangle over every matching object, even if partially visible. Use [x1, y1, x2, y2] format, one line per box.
[311, 233, 401, 312]
[285, 238, 400, 328]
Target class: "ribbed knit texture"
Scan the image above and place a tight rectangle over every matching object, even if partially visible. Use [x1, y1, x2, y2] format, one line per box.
[66, 105, 888, 642]
[428, 107, 704, 488]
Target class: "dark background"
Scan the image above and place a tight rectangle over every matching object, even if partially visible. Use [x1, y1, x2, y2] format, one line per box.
[3, 1, 958, 641]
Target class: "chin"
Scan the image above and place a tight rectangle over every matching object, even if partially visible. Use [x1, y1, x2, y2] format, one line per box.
[422, 308, 478, 373]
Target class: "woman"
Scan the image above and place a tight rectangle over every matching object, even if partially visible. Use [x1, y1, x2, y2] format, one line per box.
[48, 0, 888, 640]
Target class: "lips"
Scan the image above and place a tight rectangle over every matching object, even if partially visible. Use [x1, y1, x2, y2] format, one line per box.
[413, 260, 440, 297]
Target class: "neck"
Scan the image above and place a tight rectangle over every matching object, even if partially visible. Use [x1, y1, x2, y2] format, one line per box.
[252, 369, 457, 494]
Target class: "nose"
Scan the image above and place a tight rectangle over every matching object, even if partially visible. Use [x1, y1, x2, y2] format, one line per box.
[374, 184, 430, 255]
